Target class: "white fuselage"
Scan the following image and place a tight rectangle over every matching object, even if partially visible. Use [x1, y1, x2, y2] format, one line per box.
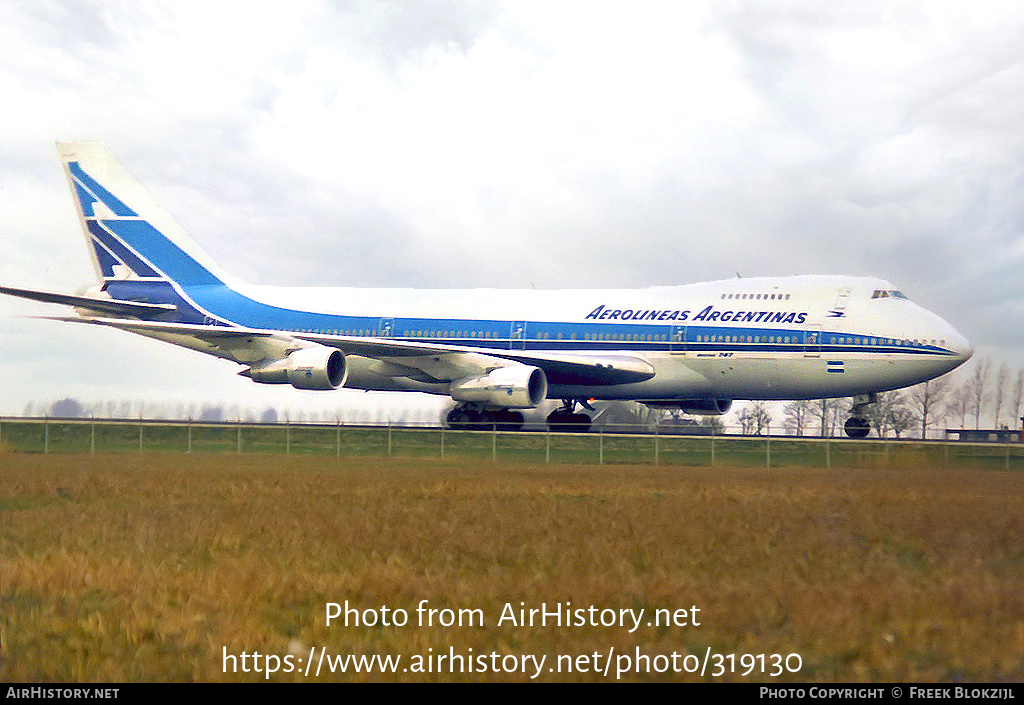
[221, 273, 971, 403]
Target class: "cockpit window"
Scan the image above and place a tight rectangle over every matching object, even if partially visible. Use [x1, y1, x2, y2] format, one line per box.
[872, 289, 910, 300]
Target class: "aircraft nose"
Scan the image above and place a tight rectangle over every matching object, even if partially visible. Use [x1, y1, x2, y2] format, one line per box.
[947, 330, 973, 364]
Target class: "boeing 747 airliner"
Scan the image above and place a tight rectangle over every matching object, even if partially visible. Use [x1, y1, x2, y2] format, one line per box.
[0, 143, 972, 436]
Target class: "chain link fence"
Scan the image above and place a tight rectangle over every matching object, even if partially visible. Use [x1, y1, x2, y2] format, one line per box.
[2, 417, 1023, 470]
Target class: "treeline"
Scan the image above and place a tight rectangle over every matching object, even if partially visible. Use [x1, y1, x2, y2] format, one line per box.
[15, 356, 1019, 439]
[19, 399, 441, 426]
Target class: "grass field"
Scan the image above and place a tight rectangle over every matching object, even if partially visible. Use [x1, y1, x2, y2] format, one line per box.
[1, 451, 1022, 682]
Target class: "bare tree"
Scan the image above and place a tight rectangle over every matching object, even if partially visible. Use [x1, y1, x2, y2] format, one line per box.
[816, 398, 844, 437]
[866, 391, 897, 438]
[968, 357, 991, 429]
[1013, 369, 1024, 430]
[783, 400, 815, 436]
[906, 375, 953, 439]
[888, 402, 916, 438]
[861, 391, 919, 438]
[739, 402, 771, 435]
[948, 383, 971, 429]
[993, 362, 1009, 428]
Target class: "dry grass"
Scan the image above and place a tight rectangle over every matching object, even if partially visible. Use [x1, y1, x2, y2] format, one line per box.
[1, 453, 1021, 682]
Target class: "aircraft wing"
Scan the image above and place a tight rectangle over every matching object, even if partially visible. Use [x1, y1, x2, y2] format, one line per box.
[43, 316, 656, 386]
[299, 330, 657, 385]
[0, 285, 177, 318]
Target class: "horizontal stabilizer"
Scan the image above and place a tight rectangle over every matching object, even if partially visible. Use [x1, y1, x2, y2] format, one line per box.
[0, 285, 177, 318]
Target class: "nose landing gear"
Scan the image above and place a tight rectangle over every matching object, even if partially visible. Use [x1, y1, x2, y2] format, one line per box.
[844, 393, 876, 438]
[844, 416, 871, 438]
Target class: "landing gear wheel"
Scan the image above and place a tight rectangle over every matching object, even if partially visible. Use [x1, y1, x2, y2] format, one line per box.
[844, 417, 871, 438]
[546, 409, 592, 433]
[446, 407, 478, 431]
[447, 407, 525, 431]
[493, 410, 525, 432]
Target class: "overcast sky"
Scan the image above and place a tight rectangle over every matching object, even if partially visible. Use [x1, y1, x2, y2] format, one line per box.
[1, 0, 1022, 422]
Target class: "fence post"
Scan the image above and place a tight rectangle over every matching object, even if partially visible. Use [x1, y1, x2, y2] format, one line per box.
[91, 419, 95, 456]
[491, 424, 496, 462]
[826, 439, 830, 469]
[710, 433, 715, 467]
[545, 429, 550, 464]
[286, 421, 291, 456]
[766, 431, 771, 469]
[440, 428, 445, 459]
[388, 423, 393, 458]
[337, 423, 341, 459]
[44, 418, 48, 454]
[139, 422, 143, 454]
[237, 425, 242, 454]
[599, 429, 604, 465]
[654, 423, 659, 466]
[187, 423, 192, 454]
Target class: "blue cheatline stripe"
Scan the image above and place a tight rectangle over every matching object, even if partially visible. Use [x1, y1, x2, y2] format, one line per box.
[107, 274, 962, 358]
[68, 162, 137, 217]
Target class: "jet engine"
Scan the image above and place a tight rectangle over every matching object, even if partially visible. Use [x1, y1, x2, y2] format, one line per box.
[243, 345, 347, 390]
[678, 399, 732, 415]
[646, 399, 733, 415]
[449, 365, 548, 409]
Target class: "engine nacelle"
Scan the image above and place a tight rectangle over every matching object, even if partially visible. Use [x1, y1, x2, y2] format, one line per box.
[244, 346, 347, 390]
[449, 365, 548, 409]
[646, 398, 733, 415]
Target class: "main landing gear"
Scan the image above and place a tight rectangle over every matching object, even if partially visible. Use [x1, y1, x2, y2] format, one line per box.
[446, 404, 525, 431]
[843, 392, 876, 438]
[546, 399, 593, 433]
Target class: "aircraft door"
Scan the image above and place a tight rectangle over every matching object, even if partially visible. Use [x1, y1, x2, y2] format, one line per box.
[831, 288, 851, 318]
[671, 325, 687, 352]
[804, 324, 822, 357]
[379, 318, 394, 337]
[510, 321, 527, 350]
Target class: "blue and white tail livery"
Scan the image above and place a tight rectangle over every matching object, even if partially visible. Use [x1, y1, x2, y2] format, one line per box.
[1, 142, 972, 435]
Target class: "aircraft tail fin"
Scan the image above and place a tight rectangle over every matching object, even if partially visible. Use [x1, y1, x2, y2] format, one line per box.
[57, 142, 229, 288]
